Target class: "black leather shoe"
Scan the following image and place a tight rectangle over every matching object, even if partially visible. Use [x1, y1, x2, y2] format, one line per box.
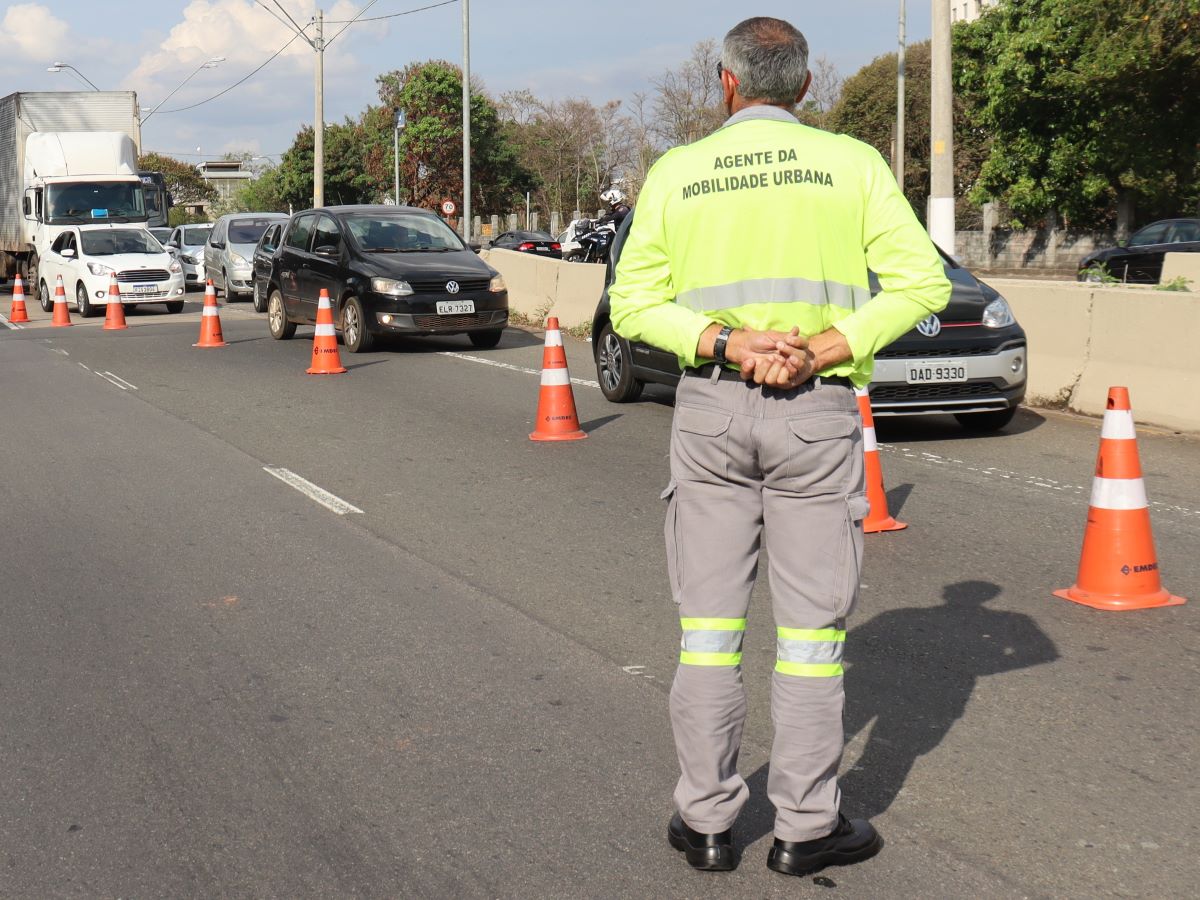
[767, 814, 882, 877]
[667, 812, 737, 871]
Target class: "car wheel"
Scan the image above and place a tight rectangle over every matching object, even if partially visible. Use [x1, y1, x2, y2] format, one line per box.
[165, 300, 185, 313]
[252, 281, 267, 313]
[341, 296, 374, 353]
[38, 279, 52, 312]
[596, 322, 644, 402]
[954, 407, 1018, 432]
[75, 282, 95, 318]
[268, 289, 295, 340]
[467, 328, 503, 349]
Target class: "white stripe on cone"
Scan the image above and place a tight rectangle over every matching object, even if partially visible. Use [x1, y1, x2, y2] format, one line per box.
[863, 425, 878, 452]
[540, 368, 571, 386]
[202, 305, 219, 317]
[1089, 476, 1148, 511]
[545, 329, 563, 347]
[318, 296, 332, 309]
[315, 323, 337, 337]
[1100, 409, 1137, 440]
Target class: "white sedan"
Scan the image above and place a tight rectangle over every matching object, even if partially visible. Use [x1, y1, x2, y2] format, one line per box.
[38, 226, 186, 317]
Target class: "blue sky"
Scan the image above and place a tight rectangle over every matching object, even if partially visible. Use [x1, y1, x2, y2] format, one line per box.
[2, 1, 930, 162]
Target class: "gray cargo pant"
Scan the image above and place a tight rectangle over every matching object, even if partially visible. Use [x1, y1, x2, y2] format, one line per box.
[664, 368, 868, 842]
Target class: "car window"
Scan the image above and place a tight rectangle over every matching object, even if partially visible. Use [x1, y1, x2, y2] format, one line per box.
[311, 215, 342, 253]
[51, 232, 70, 253]
[1168, 221, 1200, 243]
[1128, 222, 1171, 247]
[343, 212, 465, 252]
[183, 226, 211, 245]
[211, 219, 227, 243]
[285, 215, 316, 252]
[79, 229, 161, 256]
[229, 217, 279, 245]
[259, 224, 281, 253]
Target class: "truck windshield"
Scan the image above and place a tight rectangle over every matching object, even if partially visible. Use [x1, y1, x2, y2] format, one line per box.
[80, 229, 161, 256]
[47, 182, 147, 224]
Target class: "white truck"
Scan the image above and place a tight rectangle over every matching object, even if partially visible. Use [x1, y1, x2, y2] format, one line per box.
[0, 91, 146, 289]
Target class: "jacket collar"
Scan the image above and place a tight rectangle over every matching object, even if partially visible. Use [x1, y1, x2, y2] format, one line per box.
[722, 104, 801, 128]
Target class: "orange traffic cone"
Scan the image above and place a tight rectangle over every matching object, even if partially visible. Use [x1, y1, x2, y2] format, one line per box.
[51, 275, 73, 327]
[1054, 387, 1186, 611]
[103, 272, 128, 330]
[8, 274, 30, 323]
[855, 387, 906, 533]
[306, 289, 346, 374]
[530, 316, 586, 442]
[193, 280, 226, 348]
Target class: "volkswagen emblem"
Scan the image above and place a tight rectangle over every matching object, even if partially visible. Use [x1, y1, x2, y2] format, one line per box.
[445, 280, 460, 294]
[916, 314, 942, 337]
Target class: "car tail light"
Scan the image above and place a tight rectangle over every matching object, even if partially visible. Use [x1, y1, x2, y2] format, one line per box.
[517, 242, 534, 251]
[550, 243, 561, 250]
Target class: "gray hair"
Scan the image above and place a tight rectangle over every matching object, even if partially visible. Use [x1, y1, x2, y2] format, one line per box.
[721, 17, 809, 106]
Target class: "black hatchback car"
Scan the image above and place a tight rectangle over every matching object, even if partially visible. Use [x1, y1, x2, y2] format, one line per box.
[592, 213, 1027, 432]
[1078, 218, 1200, 284]
[264, 205, 508, 352]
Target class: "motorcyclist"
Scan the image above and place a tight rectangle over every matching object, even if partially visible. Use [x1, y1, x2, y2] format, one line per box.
[597, 187, 631, 229]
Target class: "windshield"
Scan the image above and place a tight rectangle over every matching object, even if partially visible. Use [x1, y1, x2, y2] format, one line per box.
[343, 212, 465, 252]
[182, 226, 212, 245]
[79, 229, 163, 256]
[228, 218, 280, 244]
[46, 182, 146, 224]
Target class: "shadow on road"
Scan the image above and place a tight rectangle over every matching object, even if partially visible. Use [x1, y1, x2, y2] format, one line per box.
[580, 414, 622, 434]
[875, 408, 1045, 443]
[736, 579, 1058, 845]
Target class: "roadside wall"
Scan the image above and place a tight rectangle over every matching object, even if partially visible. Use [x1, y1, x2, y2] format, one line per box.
[1161, 252, 1200, 286]
[991, 279, 1200, 432]
[480, 248, 605, 329]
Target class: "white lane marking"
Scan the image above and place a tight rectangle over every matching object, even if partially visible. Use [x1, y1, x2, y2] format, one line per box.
[879, 443, 1200, 521]
[97, 371, 129, 390]
[0, 313, 22, 330]
[102, 371, 138, 391]
[262, 466, 364, 515]
[78, 362, 92, 372]
[51, 348, 69, 356]
[437, 351, 601, 389]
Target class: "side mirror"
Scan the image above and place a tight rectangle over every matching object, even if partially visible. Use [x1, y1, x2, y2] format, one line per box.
[22, 197, 30, 216]
[1117, 238, 1129, 248]
[167, 240, 179, 248]
[314, 244, 339, 257]
[210, 240, 225, 249]
[61, 248, 76, 258]
[468, 242, 482, 253]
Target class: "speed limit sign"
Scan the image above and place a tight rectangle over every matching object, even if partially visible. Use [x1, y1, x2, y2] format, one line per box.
[441, 199, 456, 216]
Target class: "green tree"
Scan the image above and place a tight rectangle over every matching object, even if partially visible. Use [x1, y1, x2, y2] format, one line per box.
[231, 166, 290, 213]
[957, 0, 1200, 231]
[137, 152, 217, 207]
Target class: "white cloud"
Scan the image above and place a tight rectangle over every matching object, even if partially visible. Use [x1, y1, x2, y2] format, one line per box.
[2, 3, 69, 59]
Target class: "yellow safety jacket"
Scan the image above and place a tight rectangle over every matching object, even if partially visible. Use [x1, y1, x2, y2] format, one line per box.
[609, 105, 951, 385]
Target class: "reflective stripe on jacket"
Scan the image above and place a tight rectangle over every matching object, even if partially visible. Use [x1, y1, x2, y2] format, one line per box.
[608, 105, 951, 384]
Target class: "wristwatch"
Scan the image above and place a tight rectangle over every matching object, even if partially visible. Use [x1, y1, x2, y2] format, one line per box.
[713, 326, 734, 364]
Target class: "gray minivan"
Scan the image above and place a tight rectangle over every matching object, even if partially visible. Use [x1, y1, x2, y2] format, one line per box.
[205, 212, 289, 301]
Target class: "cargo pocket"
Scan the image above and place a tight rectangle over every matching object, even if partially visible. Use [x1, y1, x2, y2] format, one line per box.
[838, 491, 871, 619]
[785, 412, 858, 494]
[672, 405, 734, 481]
[661, 480, 683, 605]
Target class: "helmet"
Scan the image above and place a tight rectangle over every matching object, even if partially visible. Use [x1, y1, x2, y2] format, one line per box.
[600, 188, 626, 207]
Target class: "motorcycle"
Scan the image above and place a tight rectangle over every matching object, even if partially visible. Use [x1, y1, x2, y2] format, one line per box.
[562, 219, 616, 264]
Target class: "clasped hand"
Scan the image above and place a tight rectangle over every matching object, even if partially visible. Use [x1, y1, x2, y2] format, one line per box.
[727, 326, 815, 389]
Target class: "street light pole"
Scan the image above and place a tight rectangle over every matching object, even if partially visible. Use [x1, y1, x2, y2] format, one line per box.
[929, 0, 955, 254]
[314, 8, 325, 208]
[895, 0, 906, 185]
[46, 62, 100, 91]
[139, 57, 224, 126]
[461, 0, 471, 240]
[393, 108, 406, 205]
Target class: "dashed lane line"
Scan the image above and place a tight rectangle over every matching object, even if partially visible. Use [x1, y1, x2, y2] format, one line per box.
[437, 350, 600, 389]
[0, 312, 23, 330]
[263, 466, 364, 516]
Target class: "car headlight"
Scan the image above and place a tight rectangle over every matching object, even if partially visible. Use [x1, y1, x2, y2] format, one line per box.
[87, 262, 112, 276]
[372, 277, 413, 296]
[169, 261, 182, 273]
[982, 296, 1015, 329]
[230, 252, 249, 267]
[183, 254, 200, 265]
[488, 274, 506, 292]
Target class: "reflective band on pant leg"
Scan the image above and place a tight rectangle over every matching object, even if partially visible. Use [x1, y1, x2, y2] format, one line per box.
[775, 626, 845, 677]
[679, 617, 746, 666]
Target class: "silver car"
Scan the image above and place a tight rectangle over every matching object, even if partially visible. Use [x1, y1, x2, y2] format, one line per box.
[205, 213, 289, 301]
[167, 223, 213, 290]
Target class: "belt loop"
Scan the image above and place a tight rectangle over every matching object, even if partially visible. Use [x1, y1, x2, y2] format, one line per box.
[710, 365, 721, 385]
[814, 375, 823, 388]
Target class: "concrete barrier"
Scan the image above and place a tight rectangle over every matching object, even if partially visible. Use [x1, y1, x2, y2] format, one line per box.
[480, 248, 604, 329]
[1161, 252, 1200, 287]
[992, 279, 1200, 432]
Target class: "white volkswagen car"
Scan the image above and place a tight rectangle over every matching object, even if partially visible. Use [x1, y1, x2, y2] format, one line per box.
[38, 226, 186, 317]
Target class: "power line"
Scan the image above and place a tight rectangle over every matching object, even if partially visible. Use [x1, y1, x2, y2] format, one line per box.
[324, 0, 458, 26]
[326, 0, 383, 46]
[153, 33, 303, 114]
[268, 0, 312, 43]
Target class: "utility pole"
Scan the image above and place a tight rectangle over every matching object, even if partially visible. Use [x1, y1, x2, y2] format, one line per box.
[895, 0, 906, 185]
[314, 8, 325, 208]
[461, 0, 471, 241]
[393, 108, 406, 205]
[929, 0, 955, 253]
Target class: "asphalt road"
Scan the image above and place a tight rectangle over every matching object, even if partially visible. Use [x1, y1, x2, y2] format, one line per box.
[2, 294, 1198, 898]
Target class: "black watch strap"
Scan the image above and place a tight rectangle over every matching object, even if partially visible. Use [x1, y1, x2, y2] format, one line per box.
[713, 326, 734, 364]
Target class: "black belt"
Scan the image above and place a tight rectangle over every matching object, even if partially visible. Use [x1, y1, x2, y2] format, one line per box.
[688, 365, 852, 388]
